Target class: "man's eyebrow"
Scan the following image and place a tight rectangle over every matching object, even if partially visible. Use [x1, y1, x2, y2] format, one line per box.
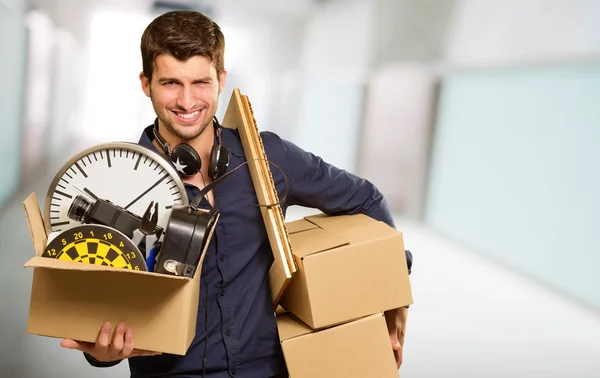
[193, 77, 213, 82]
[157, 77, 213, 83]
[158, 77, 180, 83]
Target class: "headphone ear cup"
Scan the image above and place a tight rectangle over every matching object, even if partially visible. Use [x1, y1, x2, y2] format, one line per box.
[171, 144, 201, 176]
[209, 144, 230, 180]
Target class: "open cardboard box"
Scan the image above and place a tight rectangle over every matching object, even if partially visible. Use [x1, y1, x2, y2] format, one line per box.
[22, 193, 208, 355]
[280, 213, 413, 329]
[277, 311, 399, 378]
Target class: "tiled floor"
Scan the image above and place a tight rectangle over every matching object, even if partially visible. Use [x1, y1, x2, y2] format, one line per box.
[391, 217, 600, 378]
[2, 170, 599, 377]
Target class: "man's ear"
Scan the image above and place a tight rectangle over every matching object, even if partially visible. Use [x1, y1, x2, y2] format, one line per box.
[218, 70, 228, 94]
[140, 71, 151, 97]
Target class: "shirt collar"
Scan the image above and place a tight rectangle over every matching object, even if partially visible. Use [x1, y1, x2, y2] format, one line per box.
[139, 123, 160, 153]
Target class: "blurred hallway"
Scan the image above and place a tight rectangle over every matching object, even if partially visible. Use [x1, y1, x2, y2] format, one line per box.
[2, 0, 600, 377]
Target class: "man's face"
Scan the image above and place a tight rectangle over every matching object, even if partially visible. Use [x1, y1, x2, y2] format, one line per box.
[140, 54, 227, 141]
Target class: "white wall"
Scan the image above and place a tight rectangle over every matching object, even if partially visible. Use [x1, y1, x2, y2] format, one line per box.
[0, 0, 27, 205]
[357, 63, 437, 218]
[444, 0, 600, 67]
[213, 7, 307, 139]
[292, 0, 376, 173]
[424, 63, 600, 311]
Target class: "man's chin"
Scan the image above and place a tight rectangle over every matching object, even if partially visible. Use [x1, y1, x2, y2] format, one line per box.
[170, 122, 208, 141]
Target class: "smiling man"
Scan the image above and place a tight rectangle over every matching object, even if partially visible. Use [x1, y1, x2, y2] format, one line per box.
[59, 10, 413, 378]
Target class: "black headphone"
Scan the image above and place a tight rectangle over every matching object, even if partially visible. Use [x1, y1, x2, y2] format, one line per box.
[152, 117, 229, 179]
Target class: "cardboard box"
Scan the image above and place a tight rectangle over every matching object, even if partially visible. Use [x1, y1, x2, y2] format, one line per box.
[277, 311, 399, 378]
[22, 193, 210, 355]
[280, 213, 413, 329]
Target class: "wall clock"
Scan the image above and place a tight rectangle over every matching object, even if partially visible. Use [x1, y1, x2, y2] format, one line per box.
[43, 142, 188, 241]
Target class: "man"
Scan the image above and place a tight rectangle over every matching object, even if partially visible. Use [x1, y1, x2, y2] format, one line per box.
[60, 10, 413, 377]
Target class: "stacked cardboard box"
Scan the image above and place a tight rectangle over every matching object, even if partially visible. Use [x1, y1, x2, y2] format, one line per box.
[277, 213, 413, 377]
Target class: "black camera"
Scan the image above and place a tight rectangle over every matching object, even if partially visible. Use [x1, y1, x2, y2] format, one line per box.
[68, 195, 163, 240]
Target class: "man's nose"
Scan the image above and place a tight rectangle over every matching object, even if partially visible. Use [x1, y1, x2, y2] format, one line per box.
[177, 86, 195, 111]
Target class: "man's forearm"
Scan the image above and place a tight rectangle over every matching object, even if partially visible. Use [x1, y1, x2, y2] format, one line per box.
[385, 306, 409, 345]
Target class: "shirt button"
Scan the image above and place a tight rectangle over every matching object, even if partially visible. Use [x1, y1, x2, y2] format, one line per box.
[219, 254, 226, 261]
[226, 329, 232, 336]
[231, 368, 237, 375]
[220, 289, 226, 296]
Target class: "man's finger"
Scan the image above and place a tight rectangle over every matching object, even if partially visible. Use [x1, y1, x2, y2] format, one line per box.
[395, 349, 402, 369]
[120, 328, 135, 357]
[94, 322, 111, 359]
[389, 330, 402, 351]
[108, 322, 126, 358]
[96, 322, 112, 349]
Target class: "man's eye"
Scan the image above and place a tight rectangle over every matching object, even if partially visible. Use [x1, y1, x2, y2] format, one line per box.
[164, 81, 176, 85]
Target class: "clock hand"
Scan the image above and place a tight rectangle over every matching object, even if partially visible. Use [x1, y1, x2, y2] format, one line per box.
[72, 186, 99, 201]
[124, 174, 169, 210]
[83, 187, 99, 200]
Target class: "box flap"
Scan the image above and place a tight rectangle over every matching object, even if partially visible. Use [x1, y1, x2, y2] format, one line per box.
[23, 256, 190, 280]
[277, 312, 314, 341]
[275, 305, 288, 315]
[285, 218, 319, 234]
[336, 220, 400, 245]
[305, 213, 375, 233]
[288, 228, 349, 258]
[23, 193, 47, 257]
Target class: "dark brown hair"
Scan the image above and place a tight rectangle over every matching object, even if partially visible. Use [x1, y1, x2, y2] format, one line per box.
[140, 10, 225, 81]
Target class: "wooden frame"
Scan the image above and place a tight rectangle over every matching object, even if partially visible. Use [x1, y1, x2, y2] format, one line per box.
[222, 88, 297, 307]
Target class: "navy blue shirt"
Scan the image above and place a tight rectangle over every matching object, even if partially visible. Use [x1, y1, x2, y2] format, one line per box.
[86, 124, 412, 378]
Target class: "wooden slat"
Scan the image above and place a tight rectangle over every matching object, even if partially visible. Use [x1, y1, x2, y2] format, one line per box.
[222, 88, 297, 307]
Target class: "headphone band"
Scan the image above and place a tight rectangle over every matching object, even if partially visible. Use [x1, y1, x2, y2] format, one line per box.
[152, 117, 223, 157]
[152, 118, 170, 155]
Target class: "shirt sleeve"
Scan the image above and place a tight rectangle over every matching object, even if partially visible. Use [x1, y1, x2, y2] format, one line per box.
[264, 132, 412, 273]
[83, 352, 122, 368]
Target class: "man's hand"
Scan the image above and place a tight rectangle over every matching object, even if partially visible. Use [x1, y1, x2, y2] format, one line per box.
[60, 322, 161, 362]
[384, 307, 408, 369]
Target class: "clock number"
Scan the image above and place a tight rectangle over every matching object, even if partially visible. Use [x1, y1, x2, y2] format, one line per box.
[120, 241, 125, 247]
[103, 233, 113, 240]
[135, 266, 140, 271]
[89, 230, 95, 237]
[62, 238, 67, 246]
[50, 248, 56, 256]
[74, 232, 84, 240]
[128, 251, 136, 259]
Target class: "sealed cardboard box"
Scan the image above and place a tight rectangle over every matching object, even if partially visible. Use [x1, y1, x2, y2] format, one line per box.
[22, 193, 209, 355]
[280, 213, 413, 329]
[277, 311, 399, 378]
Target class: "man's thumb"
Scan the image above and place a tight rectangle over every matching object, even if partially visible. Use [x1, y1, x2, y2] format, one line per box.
[60, 339, 83, 351]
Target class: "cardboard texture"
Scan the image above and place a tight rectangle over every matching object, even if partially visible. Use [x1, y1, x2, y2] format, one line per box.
[222, 88, 296, 307]
[22, 192, 212, 355]
[280, 213, 413, 329]
[277, 312, 399, 378]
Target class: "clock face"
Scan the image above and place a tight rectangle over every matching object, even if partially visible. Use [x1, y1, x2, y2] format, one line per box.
[44, 142, 188, 239]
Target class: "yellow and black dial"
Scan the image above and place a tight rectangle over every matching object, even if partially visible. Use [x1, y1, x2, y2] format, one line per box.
[43, 224, 147, 271]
